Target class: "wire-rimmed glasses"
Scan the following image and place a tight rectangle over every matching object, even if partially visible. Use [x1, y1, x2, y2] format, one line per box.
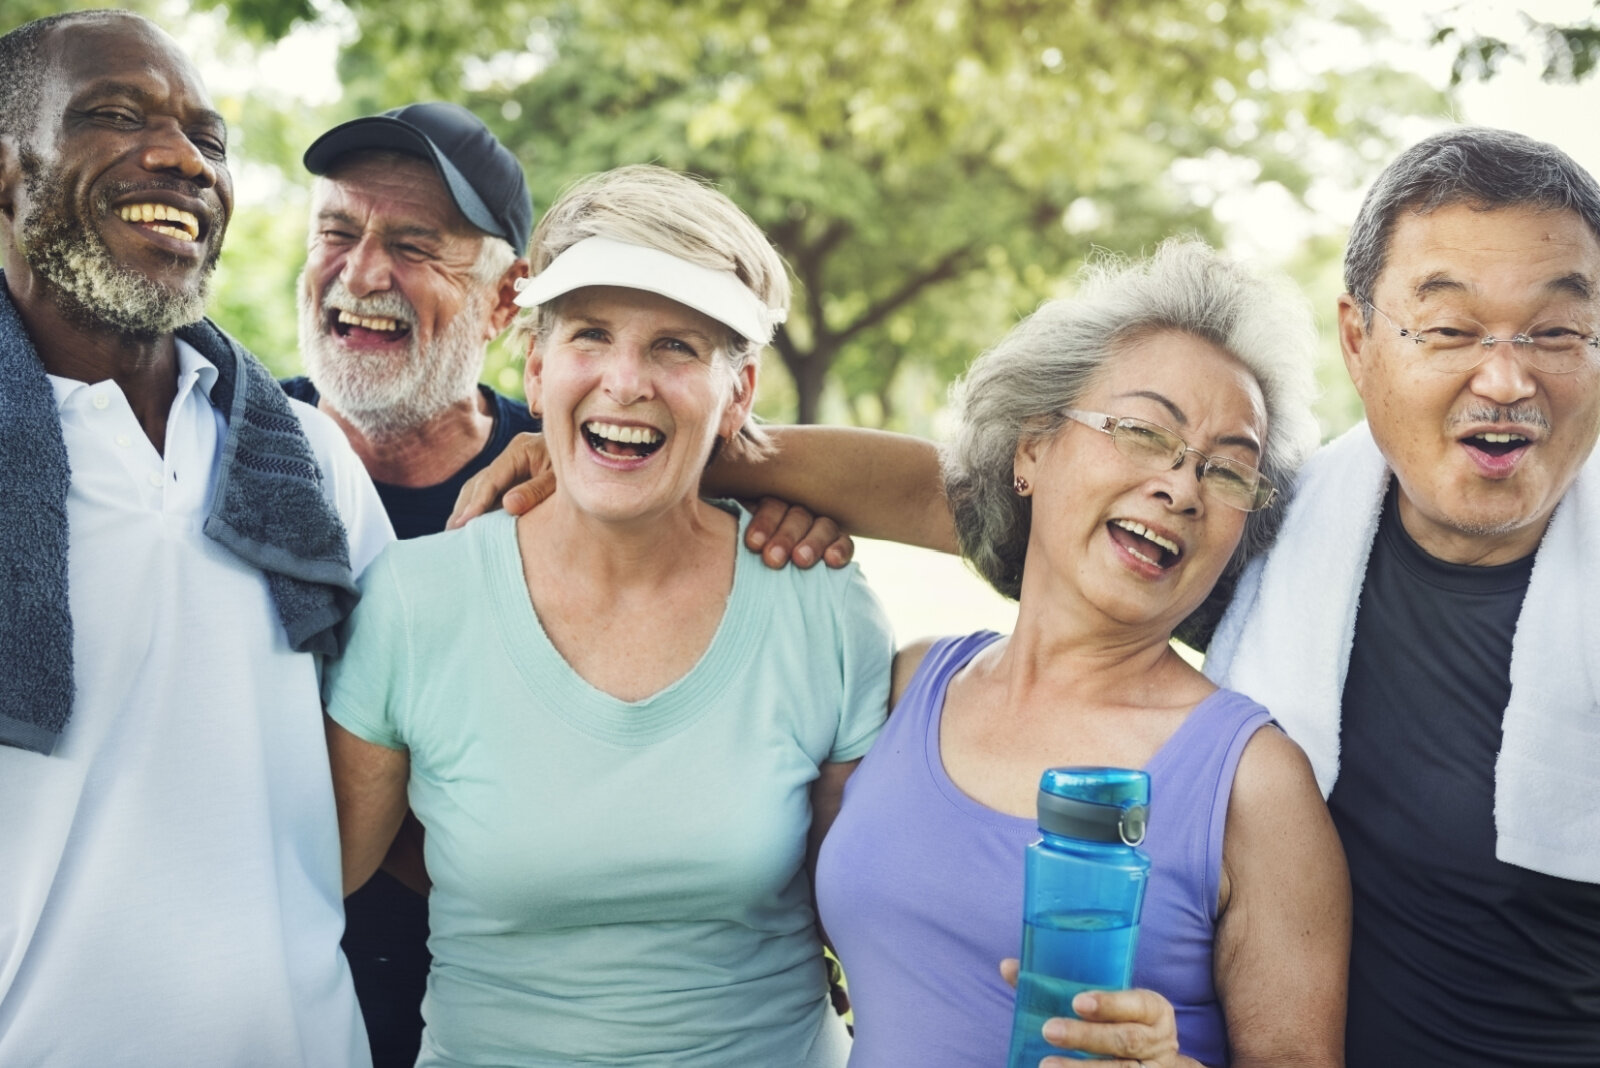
[1061, 409, 1276, 512]
[1363, 300, 1600, 375]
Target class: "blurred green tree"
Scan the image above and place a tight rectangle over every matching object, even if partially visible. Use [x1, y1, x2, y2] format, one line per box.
[302, 0, 1430, 424]
[1432, 2, 1600, 85]
[10, 1, 1436, 428]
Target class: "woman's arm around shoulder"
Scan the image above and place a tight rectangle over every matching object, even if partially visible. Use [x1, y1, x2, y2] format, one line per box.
[1213, 724, 1350, 1068]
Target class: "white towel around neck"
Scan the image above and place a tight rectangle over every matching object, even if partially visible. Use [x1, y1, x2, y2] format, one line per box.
[1207, 421, 1600, 883]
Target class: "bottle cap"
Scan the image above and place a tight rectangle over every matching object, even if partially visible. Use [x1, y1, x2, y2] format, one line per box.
[1036, 767, 1150, 846]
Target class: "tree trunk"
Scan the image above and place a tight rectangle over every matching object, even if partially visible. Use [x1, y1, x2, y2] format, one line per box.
[791, 350, 829, 425]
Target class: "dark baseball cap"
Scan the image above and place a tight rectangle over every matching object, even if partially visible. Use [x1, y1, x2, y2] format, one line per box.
[303, 101, 533, 253]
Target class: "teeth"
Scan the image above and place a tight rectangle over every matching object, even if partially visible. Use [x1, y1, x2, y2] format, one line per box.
[1477, 432, 1527, 444]
[336, 310, 402, 332]
[1112, 519, 1180, 557]
[117, 203, 199, 240]
[586, 421, 664, 446]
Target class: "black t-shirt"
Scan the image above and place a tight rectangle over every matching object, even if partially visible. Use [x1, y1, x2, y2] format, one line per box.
[281, 376, 539, 1067]
[281, 378, 541, 539]
[1332, 488, 1600, 1067]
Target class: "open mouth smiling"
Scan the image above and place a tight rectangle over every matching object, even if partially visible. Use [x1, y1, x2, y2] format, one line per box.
[328, 308, 412, 343]
[1463, 430, 1530, 458]
[584, 420, 665, 460]
[116, 201, 201, 243]
[1108, 518, 1183, 569]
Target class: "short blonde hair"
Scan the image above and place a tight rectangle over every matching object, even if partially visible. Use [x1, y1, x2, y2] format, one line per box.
[517, 165, 789, 373]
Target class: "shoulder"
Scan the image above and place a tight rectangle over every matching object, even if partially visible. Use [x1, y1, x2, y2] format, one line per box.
[891, 638, 938, 707]
[1227, 722, 1324, 826]
[284, 398, 395, 573]
[377, 513, 497, 582]
[285, 396, 366, 499]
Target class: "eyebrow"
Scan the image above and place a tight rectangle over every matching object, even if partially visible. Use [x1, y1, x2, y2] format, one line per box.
[563, 307, 718, 344]
[76, 80, 227, 132]
[1413, 271, 1596, 302]
[1116, 388, 1261, 453]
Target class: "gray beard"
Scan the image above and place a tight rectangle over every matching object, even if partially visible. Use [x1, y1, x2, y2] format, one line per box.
[16, 150, 217, 339]
[297, 273, 489, 441]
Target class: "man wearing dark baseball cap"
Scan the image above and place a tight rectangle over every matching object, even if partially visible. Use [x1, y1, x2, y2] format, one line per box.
[282, 101, 540, 1068]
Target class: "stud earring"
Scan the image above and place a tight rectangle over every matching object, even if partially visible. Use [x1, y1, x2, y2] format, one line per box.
[1014, 475, 1030, 495]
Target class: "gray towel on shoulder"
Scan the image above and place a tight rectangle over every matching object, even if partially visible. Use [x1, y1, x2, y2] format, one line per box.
[0, 276, 358, 756]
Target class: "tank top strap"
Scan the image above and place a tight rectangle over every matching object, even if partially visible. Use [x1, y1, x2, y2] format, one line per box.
[893, 631, 1003, 720]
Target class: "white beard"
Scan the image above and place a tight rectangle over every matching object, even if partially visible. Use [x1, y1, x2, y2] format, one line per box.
[298, 273, 489, 440]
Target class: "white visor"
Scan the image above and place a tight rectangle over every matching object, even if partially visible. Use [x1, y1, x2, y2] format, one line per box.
[513, 236, 786, 345]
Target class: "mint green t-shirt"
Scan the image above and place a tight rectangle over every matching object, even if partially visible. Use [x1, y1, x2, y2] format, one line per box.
[325, 508, 893, 1067]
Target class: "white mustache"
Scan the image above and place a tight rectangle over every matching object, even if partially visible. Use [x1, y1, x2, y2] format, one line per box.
[320, 278, 415, 323]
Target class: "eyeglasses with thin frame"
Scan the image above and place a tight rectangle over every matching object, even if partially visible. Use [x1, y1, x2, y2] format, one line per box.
[1363, 300, 1600, 375]
[1061, 408, 1277, 512]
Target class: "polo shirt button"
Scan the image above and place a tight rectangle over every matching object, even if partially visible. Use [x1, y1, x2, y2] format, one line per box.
[147, 472, 163, 488]
[115, 434, 131, 448]
[92, 393, 110, 410]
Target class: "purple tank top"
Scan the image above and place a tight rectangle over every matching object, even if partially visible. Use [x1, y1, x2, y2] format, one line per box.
[815, 632, 1271, 1067]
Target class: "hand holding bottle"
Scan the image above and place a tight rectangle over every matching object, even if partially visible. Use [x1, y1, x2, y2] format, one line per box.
[998, 961, 1196, 1068]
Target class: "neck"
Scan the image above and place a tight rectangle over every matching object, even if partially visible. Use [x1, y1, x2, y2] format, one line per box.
[997, 558, 1210, 711]
[1002, 599, 1199, 709]
[519, 493, 735, 592]
[1394, 484, 1550, 567]
[322, 387, 494, 488]
[5, 271, 179, 452]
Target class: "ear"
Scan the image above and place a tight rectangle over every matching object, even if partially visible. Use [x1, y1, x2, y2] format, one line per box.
[486, 258, 531, 340]
[522, 336, 544, 417]
[1013, 431, 1046, 492]
[1337, 293, 1372, 396]
[718, 359, 759, 440]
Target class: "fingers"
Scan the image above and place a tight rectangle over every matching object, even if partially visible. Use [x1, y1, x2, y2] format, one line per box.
[744, 498, 851, 570]
[1038, 988, 1179, 1064]
[743, 497, 792, 562]
[998, 958, 1021, 989]
[795, 514, 854, 570]
[502, 471, 557, 516]
[446, 433, 549, 529]
[1070, 987, 1169, 1025]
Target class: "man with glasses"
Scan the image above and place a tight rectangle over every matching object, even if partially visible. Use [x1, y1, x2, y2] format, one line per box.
[1206, 126, 1600, 1066]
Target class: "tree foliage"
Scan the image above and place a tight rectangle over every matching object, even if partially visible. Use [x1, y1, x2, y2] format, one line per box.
[8, 0, 1434, 427]
[1433, 2, 1600, 85]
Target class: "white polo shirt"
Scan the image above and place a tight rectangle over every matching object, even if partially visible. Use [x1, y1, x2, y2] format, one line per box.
[0, 341, 392, 1067]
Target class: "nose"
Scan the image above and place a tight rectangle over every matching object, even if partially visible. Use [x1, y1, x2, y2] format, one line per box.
[139, 119, 219, 189]
[339, 235, 394, 298]
[1468, 342, 1539, 407]
[1151, 449, 1205, 514]
[603, 342, 654, 405]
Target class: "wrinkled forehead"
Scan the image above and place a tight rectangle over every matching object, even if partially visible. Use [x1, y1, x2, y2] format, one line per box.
[1377, 203, 1600, 308]
[35, 15, 216, 124]
[314, 153, 479, 236]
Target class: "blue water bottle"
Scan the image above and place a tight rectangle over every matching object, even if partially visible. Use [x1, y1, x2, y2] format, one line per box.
[1005, 767, 1151, 1066]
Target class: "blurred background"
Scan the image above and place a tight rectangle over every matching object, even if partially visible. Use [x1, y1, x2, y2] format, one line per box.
[10, 0, 1598, 636]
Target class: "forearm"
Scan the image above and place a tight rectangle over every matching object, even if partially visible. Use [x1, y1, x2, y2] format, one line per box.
[325, 716, 412, 895]
[378, 811, 431, 896]
[706, 425, 957, 552]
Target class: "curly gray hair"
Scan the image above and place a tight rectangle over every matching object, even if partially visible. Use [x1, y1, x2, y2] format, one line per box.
[942, 239, 1320, 645]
